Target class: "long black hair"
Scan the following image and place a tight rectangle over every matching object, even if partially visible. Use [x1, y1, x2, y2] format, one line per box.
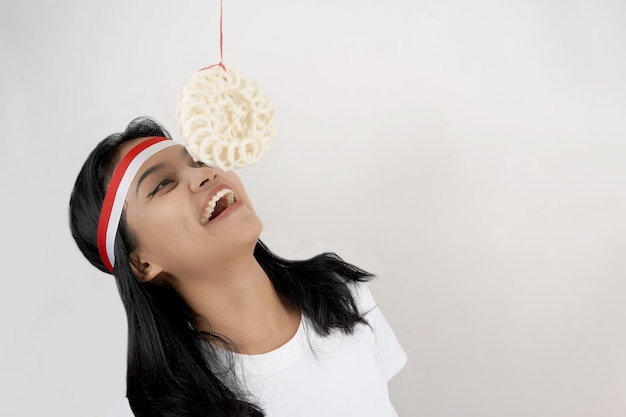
[69, 117, 373, 417]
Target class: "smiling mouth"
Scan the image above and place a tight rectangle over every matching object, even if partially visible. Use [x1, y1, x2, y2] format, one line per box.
[201, 189, 237, 224]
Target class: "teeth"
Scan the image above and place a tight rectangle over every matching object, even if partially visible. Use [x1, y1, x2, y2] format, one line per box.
[202, 189, 235, 224]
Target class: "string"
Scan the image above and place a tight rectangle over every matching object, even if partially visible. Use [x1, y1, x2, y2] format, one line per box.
[200, 0, 226, 71]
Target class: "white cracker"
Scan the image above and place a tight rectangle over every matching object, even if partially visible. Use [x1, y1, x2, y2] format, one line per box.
[176, 65, 275, 171]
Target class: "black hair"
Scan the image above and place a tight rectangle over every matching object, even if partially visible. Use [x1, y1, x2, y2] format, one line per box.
[69, 117, 373, 417]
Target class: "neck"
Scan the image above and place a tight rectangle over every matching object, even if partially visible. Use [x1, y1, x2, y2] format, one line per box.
[173, 254, 300, 354]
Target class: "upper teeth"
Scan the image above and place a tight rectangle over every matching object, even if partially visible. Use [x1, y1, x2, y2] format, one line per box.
[202, 189, 235, 224]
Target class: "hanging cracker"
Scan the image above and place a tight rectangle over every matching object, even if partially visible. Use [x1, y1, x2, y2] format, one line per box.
[176, 65, 275, 171]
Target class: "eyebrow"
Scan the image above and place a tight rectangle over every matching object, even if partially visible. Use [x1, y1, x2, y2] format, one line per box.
[136, 163, 165, 195]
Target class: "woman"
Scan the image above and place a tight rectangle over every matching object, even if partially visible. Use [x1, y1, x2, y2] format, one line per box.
[69, 117, 406, 417]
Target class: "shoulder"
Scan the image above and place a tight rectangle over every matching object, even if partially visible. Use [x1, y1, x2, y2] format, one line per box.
[105, 398, 134, 417]
[347, 281, 377, 313]
[347, 281, 408, 381]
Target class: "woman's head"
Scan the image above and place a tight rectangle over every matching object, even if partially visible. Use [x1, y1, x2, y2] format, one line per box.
[69, 117, 262, 283]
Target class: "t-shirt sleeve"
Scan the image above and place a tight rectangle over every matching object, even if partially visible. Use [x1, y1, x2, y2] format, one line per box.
[352, 282, 408, 381]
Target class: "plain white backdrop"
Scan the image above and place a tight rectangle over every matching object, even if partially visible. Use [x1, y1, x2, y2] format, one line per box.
[1, 0, 626, 416]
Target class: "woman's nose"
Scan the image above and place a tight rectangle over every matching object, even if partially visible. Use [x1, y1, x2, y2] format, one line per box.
[188, 166, 218, 192]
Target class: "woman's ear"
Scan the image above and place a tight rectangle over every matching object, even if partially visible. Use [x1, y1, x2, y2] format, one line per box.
[129, 250, 164, 282]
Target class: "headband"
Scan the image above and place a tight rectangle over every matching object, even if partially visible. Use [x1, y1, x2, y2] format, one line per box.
[97, 136, 178, 272]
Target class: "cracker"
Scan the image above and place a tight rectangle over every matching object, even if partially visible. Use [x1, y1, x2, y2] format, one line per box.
[176, 65, 275, 171]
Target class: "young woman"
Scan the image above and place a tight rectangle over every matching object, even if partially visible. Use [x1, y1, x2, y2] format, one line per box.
[69, 117, 406, 417]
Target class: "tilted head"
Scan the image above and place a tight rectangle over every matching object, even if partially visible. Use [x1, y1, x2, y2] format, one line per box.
[69, 117, 261, 283]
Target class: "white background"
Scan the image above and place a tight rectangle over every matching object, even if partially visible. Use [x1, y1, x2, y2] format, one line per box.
[1, 0, 626, 416]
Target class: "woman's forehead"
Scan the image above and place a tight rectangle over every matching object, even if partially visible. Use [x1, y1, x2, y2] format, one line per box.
[131, 143, 186, 181]
[113, 139, 182, 172]
[106, 137, 182, 192]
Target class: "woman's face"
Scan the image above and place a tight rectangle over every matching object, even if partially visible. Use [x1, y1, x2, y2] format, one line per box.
[118, 137, 263, 281]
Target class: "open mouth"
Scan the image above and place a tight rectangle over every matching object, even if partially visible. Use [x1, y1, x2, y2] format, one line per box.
[201, 189, 237, 224]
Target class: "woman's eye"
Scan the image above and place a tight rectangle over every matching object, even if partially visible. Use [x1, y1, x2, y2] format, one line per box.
[148, 178, 174, 197]
[194, 160, 206, 168]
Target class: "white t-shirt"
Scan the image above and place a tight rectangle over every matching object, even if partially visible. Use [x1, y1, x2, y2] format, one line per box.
[107, 283, 406, 417]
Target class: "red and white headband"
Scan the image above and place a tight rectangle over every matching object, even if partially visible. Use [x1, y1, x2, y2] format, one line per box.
[97, 136, 178, 272]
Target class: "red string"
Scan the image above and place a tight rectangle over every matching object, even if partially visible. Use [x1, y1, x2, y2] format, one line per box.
[199, 0, 226, 71]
